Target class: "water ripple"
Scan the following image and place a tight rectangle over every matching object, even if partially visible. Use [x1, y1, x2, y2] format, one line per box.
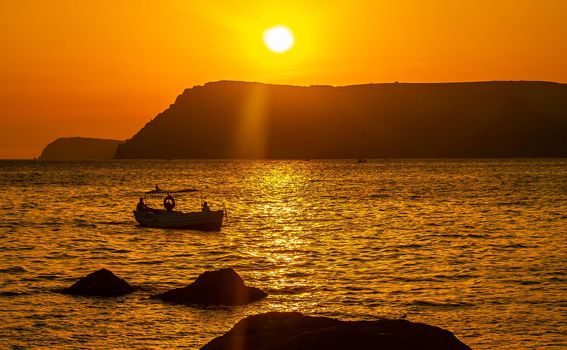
[0, 159, 566, 349]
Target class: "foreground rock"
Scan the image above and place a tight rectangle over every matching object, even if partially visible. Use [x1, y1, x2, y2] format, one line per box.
[151, 268, 267, 306]
[201, 312, 472, 350]
[62, 268, 135, 297]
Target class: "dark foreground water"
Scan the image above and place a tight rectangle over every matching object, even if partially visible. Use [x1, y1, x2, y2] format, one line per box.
[0, 159, 565, 349]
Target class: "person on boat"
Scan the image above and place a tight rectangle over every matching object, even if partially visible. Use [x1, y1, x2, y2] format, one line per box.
[136, 197, 147, 211]
[201, 201, 210, 212]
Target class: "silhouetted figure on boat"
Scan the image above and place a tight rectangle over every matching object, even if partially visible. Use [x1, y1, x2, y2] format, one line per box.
[201, 201, 210, 212]
[136, 197, 147, 211]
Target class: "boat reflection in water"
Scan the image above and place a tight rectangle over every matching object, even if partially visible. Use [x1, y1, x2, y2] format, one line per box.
[133, 187, 226, 231]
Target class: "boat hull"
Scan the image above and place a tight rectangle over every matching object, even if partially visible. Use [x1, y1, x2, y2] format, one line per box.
[133, 209, 224, 231]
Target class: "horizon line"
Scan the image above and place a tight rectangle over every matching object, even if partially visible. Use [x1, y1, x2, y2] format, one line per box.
[193, 79, 566, 89]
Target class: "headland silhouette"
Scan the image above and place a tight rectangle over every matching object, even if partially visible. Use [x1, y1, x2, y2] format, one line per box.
[39, 137, 123, 160]
[115, 81, 567, 159]
[40, 81, 567, 159]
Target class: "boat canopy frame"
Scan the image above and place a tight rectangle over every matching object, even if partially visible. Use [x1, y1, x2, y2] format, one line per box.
[143, 188, 199, 196]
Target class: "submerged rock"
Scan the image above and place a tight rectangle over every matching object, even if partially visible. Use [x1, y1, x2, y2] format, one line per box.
[151, 268, 267, 306]
[62, 268, 135, 297]
[200, 312, 472, 350]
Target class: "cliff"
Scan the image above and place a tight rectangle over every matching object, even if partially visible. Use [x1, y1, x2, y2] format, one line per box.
[39, 137, 123, 160]
[115, 81, 567, 159]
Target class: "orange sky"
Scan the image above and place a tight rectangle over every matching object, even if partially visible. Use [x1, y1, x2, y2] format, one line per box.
[1, 0, 566, 158]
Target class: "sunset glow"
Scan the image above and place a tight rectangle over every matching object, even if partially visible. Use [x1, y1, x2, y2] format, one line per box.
[1, 1, 567, 158]
[1, 1, 566, 349]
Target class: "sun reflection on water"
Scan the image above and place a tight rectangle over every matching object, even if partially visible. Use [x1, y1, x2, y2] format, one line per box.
[241, 162, 320, 311]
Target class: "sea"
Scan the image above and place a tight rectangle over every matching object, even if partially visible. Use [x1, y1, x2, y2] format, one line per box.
[0, 159, 565, 349]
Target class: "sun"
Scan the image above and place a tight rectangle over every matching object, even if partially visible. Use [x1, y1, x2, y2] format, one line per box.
[263, 25, 295, 53]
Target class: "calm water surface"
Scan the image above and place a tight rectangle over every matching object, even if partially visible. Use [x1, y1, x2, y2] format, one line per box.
[0, 159, 566, 349]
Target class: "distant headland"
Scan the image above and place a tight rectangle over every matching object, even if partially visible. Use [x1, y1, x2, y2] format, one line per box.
[41, 81, 567, 159]
[39, 137, 123, 160]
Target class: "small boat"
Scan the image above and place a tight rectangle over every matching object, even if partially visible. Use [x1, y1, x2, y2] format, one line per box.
[133, 187, 226, 231]
[134, 209, 225, 231]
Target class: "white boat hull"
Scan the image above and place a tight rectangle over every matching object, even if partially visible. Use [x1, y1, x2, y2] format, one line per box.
[133, 209, 224, 231]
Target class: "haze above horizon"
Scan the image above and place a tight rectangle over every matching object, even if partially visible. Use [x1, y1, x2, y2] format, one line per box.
[1, 1, 567, 158]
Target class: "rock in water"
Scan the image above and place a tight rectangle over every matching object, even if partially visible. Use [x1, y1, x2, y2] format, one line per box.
[151, 268, 267, 306]
[200, 312, 472, 350]
[62, 268, 135, 297]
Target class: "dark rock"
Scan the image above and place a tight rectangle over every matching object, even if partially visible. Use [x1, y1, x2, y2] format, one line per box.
[200, 312, 472, 350]
[151, 268, 267, 306]
[62, 268, 135, 297]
